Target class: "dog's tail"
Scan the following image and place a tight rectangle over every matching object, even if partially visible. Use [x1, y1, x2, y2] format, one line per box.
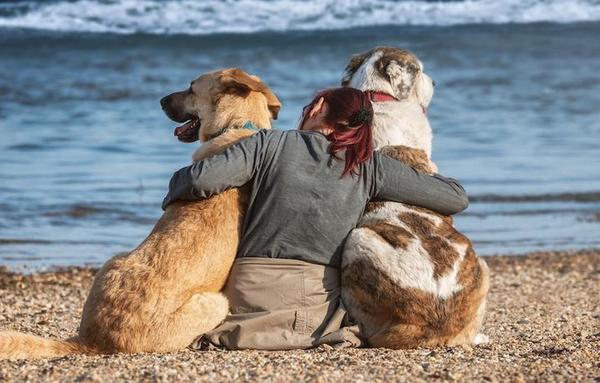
[0, 331, 98, 360]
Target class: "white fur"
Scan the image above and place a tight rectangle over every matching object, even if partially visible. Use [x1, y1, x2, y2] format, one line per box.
[436, 242, 467, 299]
[367, 201, 444, 227]
[347, 49, 434, 155]
[343, 221, 464, 300]
[370, 102, 433, 156]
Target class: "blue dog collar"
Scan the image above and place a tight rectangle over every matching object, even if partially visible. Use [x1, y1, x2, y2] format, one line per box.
[242, 121, 260, 132]
[209, 121, 261, 139]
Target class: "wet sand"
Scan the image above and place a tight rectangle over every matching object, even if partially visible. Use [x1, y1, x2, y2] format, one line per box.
[0, 249, 598, 382]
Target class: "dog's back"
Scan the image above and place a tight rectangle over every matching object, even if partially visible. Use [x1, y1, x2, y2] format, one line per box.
[340, 46, 489, 348]
[342, 146, 489, 348]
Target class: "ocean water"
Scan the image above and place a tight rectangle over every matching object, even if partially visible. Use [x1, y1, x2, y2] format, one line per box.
[0, 0, 599, 269]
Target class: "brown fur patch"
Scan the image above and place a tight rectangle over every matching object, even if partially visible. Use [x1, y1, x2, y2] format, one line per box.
[364, 201, 386, 214]
[380, 145, 431, 173]
[397, 211, 460, 278]
[373, 47, 421, 84]
[363, 222, 414, 250]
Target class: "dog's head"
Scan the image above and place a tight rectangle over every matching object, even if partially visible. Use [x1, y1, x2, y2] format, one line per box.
[160, 68, 281, 142]
[341, 47, 434, 109]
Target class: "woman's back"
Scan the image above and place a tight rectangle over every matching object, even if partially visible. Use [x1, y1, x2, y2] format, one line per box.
[239, 129, 373, 267]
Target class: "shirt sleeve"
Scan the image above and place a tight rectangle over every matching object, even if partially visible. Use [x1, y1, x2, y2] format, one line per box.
[372, 152, 469, 216]
[162, 130, 268, 210]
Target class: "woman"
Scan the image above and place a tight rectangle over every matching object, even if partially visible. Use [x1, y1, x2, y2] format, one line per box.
[162, 87, 469, 350]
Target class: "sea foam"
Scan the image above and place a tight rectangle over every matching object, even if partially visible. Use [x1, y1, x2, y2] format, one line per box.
[0, 0, 599, 35]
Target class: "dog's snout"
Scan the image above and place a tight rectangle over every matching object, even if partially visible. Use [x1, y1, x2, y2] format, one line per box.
[160, 95, 170, 109]
[432, 80, 436, 87]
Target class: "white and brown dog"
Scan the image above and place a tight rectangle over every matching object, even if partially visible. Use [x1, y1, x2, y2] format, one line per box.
[340, 47, 489, 348]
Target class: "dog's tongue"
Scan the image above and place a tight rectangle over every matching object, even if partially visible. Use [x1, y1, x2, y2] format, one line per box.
[174, 120, 200, 143]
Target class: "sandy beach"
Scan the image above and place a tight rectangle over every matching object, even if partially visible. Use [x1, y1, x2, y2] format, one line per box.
[1, 0, 599, 381]
[0, 249, 597, 382]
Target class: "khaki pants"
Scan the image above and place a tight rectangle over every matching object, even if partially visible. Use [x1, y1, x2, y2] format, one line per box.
[194, 257, 364, 350]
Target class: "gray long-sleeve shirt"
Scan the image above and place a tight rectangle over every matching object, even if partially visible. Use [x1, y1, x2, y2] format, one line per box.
[163, 129, 468, 267]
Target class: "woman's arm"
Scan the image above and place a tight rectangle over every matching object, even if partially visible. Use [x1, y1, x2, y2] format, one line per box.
[372, 152, 469, 216]
[162, 130, 268, 210]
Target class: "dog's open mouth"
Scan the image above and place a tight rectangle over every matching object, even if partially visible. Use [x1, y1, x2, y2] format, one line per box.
[174, 117, 201, 143]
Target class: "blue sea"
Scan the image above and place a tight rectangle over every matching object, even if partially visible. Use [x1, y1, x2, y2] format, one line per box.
[1, 0, 599, 270]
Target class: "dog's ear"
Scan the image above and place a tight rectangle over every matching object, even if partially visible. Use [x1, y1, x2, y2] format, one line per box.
[261, 87, 282, 120]
[218, 69, 282, 120]
[376, 57, 420, 99]
[218, 68, 264, 93]
[341, 52, 369, 86]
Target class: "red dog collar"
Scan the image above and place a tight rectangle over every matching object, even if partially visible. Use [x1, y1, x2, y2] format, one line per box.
[365, 90, 427, 115]
[366, 90, 398, 102]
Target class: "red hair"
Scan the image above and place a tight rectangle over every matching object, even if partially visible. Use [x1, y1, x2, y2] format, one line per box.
[301, 87, 374, 177]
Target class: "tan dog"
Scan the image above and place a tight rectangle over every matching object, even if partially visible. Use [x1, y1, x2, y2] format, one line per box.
[340, 47, 489, 348]
[0, 68, 281, 359]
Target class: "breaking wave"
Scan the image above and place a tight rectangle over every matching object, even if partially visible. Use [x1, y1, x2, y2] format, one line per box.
[0, 0, 599, 35]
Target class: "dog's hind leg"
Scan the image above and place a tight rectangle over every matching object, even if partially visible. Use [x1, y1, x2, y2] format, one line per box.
[153, 292, 229, 352]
